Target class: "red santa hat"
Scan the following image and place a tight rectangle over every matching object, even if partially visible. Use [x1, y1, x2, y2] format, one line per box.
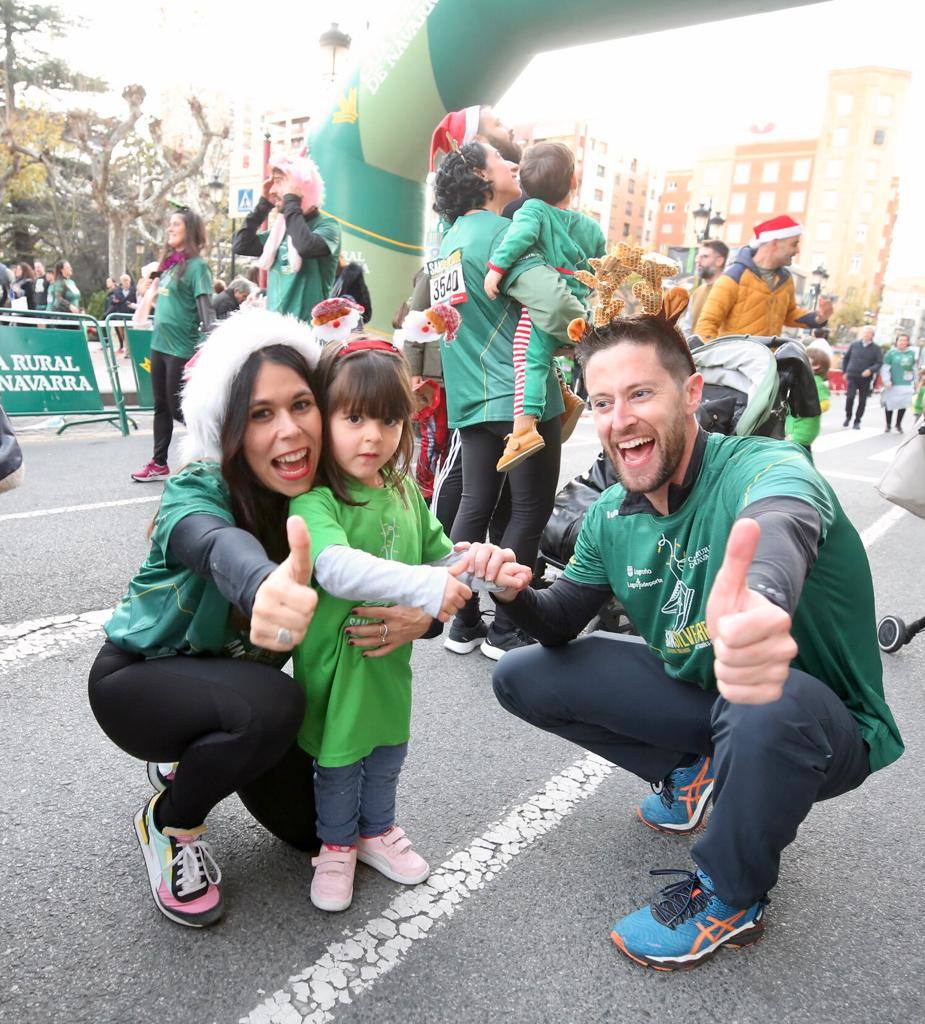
[429, 106, 480, 172]
[752, 215, 803, 247]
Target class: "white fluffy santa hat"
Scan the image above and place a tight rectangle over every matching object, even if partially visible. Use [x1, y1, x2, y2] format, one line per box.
[181, 309, 322, 464]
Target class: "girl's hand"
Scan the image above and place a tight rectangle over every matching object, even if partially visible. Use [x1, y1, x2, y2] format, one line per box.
[250, 517, 317, 651]
[493, 561, 533, 599]
[346, 605, 432, 659]
[452, 541, 517, 586]
[441, 564, 473, 622]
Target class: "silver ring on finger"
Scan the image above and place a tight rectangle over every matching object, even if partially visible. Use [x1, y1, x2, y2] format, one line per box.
[378, 622, 388, 644]
[276, 626, 293, 646]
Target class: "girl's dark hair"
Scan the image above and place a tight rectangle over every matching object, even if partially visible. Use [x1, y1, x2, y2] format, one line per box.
[432, 142, 493, 224]
[161, 208, 207, 282]
[577, 314, 697, 384]
[18, 262, 35, 280]
[219, 344, 317, 563]
[313, 340, 414, 506]
[54, 260, 67, 279]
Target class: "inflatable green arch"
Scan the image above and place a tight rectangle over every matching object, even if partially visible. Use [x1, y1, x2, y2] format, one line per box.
[308, 0, 814, 331]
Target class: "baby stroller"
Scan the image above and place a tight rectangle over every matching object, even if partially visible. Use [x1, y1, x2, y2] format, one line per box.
[874, 424, 925, 653]
[537, 335, 820, 633]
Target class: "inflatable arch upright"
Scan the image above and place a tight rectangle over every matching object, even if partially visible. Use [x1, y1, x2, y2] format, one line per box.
[308, 0, 815, 330]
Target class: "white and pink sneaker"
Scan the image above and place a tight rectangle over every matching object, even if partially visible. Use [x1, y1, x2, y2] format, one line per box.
[357, 826, 430, 885]
[310, 844, 357, 912]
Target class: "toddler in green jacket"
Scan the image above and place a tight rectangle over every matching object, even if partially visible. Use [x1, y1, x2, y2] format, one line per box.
[786, 347, 831, 455]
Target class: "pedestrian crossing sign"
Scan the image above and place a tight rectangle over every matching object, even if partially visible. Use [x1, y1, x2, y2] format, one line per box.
[230, 187, 255, 218]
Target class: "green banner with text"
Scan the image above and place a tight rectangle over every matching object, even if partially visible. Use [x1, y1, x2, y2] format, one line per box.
[0, 325, 103, 415]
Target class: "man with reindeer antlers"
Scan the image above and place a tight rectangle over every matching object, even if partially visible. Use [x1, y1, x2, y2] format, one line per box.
[467, 249, 902, 970]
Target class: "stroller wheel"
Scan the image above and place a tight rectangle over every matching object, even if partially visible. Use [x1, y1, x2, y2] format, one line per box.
[877, 615, 908, 654]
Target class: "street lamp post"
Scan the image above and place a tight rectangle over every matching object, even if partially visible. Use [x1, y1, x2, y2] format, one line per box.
[319, 23, 351, 86]
[207, 176, 225, 279]
[809, 263, 829, 310]
[691, 199, 725, 243]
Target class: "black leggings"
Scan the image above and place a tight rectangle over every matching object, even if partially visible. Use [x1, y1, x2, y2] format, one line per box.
[450, 417, 561, 632]
[88, 640, 319, 849]
[884, 407, 906, 429]
[151, 350, 187, 466]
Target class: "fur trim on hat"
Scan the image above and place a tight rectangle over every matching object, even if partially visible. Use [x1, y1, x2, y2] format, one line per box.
[181, 308, 322, 464]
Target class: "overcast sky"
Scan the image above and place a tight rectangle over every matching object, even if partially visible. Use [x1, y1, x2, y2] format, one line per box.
[54, 0, 923, 277]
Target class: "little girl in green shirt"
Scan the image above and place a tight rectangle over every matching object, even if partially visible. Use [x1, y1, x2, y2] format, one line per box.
[913, 369, 925, 425]
[289, 335, 527, 912]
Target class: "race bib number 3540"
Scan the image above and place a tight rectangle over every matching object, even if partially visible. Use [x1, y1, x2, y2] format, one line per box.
[428, 249, 468, 306]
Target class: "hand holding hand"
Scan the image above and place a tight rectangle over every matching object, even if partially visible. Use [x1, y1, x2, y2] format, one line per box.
[705, 519, 797, 705]
[250, 516, 317, 651]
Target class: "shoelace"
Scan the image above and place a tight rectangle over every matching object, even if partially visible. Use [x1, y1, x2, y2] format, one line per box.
[648, 868, 711, 928]
[650, 767, 683, 809]
[170, 838, 222, 898]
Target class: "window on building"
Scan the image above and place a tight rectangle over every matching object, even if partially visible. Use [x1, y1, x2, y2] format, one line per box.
[849, 254, 862, 274]
[836, 94, 853, 116]
[625, 201, 632, 216]
[598, 141, 608, 155]
[667, 180, 677, 191]
[860, 191, 874, 212]
[825, 159, 842, 179]
[597, 164, 606, 177]
[822, 191, 838, 211]
[817, 222, 832, 242]
[877, 94, 894, 117]
[644, 230, 651, 243]
[630, 158, 637, 172]
[832, 127, 848, 148]
[793, 158, 811, 182]
[622, 222, 631, 237]
[733, 162, 750, 185]
[866, 161, 879, 182]
[665, 202, 676, 213]
[725, 222, 743, 244]
[761, 161, 780, 183]
[788, 190, 806, 212]
[628, 179, 635, 194]
[758, 191, 775, 213]
[873, 129, 886, 146]
[729, 193, 747, 214]
[856, 224, 868, 243]
[594, 188, 604, 201]
[647, 210, 653, 221]
[704, 165, 721, 186]
[661, 223, 672, 234]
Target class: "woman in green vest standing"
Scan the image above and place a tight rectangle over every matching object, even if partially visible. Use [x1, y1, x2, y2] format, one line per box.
[880, 333, 917, 433]
[47, 260, 82, 314]
[132, 208, 214, 482]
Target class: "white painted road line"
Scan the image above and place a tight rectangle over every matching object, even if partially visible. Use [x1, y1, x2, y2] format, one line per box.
[0, 610, 110, 667]
[0, 495, 160, 523]
[869, 446, 903, 463]
[240, 755, 613, 1024]
[823, 471, 880, 485]
[859, 505, 906, 548]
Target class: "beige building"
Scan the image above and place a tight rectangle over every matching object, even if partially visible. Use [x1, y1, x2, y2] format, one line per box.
[802, 67, 910, 308]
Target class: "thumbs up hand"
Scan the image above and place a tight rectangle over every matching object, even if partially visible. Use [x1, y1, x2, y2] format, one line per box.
[705, 518, 797, 705]
[250, 516, 319, 651]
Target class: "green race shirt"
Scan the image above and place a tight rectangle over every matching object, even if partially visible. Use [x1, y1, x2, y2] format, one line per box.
[151, 256, 212, 358]
[564, 433, 903, 773]
[261, 213, 341, 322]
[104, 461, 285, 665]
[882, 347, 917, 386]
[290, 479, 452, 767]
[437, 210, 565, 428]
[47, 278, 81, 313]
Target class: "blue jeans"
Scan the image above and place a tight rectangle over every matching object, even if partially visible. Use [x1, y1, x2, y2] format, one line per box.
[314, 743, 408, 846]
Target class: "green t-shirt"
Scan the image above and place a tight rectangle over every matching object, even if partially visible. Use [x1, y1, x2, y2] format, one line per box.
[563, 433, 903, 774]
[104, 461, 284, 665]
[489, 199, 607, 302]
[261, 213, 341, 322]
[882, 347, 917, 386]
[913, 384, 925, 415]
[437, 210, 565, 429]
[290, 478, 452, 767]
[151, 256, 212, 358]
[47, 278, 81, 313]
[785, 373, 830, 446]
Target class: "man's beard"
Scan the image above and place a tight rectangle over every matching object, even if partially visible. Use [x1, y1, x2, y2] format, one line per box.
[491, 133, 523, 164]
[606, 412, 688, 496]
[699, 265, 718, 281]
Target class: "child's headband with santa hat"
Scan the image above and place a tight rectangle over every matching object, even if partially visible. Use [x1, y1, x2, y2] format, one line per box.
[429, 106, 480, 172]
[751, 215, 802, 247]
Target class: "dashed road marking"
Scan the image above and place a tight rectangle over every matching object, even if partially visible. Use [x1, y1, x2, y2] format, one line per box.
[812, 428, 880, 452]
[0, 495, 160, 523]
[240, 755, 612, 1024]
[859, 505, 906, 548]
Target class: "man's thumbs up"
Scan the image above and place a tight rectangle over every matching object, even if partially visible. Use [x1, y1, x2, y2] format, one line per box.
[285, 515, 313, 586]
[706, 517, 797, 705]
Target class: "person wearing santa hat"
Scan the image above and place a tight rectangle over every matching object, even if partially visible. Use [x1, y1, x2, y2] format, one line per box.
[233, 151, 342, 324]
[429, 105, 522, 174]
[694, 215, 833, 342]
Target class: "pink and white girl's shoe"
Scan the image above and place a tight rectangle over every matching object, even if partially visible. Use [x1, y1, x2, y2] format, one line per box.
[310, 844, 358, 912]
[357, 826, 430, 885]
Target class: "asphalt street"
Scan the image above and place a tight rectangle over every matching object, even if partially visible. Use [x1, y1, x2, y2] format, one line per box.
[1, 404, 923, 1024]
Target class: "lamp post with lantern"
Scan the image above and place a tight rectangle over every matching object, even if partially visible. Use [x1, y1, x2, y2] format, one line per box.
[319, 23, 352, 87]
[692, 199, 725, 243]
[809, 263, 829, 310]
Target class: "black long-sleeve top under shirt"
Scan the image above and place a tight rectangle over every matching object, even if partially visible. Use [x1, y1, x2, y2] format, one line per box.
[232, 196, 333, 261]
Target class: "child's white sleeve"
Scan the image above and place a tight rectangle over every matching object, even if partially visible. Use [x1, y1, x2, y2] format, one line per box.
[314, 546, 447, 618]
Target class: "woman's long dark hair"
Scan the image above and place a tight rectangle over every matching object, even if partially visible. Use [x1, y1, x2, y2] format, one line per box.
[313, 340, 415, 507]
[219, 344, 317, 564]
[432, 142, 493, 224]
[54, 260, 67, 280]
[160, 208, 207, 282]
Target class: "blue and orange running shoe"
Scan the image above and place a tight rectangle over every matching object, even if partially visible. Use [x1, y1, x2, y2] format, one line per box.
[611, 868, 767, 970]
[638, 755, 714, 834]
[133, 793, 224, 928]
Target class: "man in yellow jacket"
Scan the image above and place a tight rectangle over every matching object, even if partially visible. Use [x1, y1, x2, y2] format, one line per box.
[694, 215, 833, 341]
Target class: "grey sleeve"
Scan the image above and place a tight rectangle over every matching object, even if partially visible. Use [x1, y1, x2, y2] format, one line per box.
[314, 546, 448, 618]
[738, 496, 822, 614]
[404, 340, 425, 376]
[411, 272, 431, 311]
[167, 513, 277, 618]
[504, 264, 586, 343]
